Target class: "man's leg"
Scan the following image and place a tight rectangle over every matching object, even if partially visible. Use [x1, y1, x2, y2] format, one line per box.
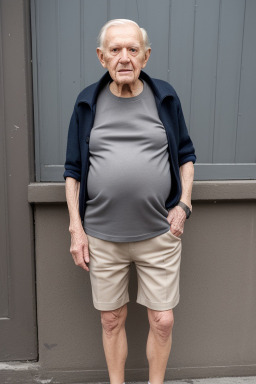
[101, 304, 128, 384]
[146, 308, 174, 384]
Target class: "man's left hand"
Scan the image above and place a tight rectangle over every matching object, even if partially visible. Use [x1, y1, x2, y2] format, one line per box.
[167, 205, 186, 238]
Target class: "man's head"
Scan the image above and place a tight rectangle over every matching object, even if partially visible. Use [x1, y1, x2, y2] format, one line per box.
[96, 19, 151, 87]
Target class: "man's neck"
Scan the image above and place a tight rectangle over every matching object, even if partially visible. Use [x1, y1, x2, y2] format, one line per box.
[109, 79, 143, 98]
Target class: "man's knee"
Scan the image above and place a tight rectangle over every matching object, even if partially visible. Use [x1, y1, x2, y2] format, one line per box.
[148, 309, 174, 342]
[101, 304, 127, 337]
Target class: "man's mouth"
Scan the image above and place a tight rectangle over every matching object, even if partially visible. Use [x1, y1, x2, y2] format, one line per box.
[118, 69, 132, 72]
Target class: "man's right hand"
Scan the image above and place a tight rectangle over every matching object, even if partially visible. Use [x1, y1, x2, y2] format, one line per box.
[70, 229, 90, 272]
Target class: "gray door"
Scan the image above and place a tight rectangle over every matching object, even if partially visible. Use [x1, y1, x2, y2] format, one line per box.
[0, 0, 37, 361]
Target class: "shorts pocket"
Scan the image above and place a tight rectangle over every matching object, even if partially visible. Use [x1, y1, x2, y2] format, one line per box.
[168, 229, 181, 241]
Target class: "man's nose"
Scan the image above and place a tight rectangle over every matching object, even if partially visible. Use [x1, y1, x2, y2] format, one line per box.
[119, 48, 130, 62]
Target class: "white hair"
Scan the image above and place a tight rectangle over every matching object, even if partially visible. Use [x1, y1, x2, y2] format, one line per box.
[97, 19, 151, 51]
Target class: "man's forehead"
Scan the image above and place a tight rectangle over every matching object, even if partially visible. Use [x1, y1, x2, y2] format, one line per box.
[104, 24, 143, 45]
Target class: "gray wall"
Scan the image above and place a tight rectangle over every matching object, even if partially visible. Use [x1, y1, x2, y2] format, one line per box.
[30, 0, 256, 181]
[1, 1, 256, 383]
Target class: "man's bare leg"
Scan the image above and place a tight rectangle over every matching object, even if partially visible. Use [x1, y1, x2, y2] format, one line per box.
[146, 308, 174, 384]
[101, 304, 128, 384]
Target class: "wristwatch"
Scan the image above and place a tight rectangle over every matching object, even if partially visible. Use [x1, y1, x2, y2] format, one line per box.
[177, 201, 192, 219]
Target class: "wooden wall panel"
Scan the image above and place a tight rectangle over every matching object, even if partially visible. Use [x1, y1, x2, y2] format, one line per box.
[0, 26, 9, 318]
[235, 0, 256, 163]
[0, 0, 37, 361]
[189, 0, 220, 163]
[108, 0, 139, 22]
[36, 0, 60, 168]
[213, 0, 245, 163]
[137, 0, 170, 80]
[168, 0, 195, 128]
[59, 0, 81, 162]
[83, 0, 108, 87]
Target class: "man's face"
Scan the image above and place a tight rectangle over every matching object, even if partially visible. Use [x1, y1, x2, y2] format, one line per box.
[97, 24, 151, 86]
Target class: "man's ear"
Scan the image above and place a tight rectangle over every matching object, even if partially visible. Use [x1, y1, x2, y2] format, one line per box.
[96, 48, 106, 68]
[142, 48, 151, 69]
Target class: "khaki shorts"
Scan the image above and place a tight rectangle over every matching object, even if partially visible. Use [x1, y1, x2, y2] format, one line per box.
[87, 230, 182, 311]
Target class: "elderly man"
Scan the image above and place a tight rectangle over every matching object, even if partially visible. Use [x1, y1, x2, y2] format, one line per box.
[64, 19, 196, 384]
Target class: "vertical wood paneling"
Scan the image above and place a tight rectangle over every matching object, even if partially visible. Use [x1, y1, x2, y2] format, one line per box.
[56, 0, 61, 164]
[235, 0, 256, 163]
[83, 0, 108, 87]
[108, 0, 126, 18]
[189, 0, 220, 163]
[137, 0, 170, 80]
[108, 0, 139, 21]
[0, 32, 9, 317]
[37, 0, 59, 166]
[31, 0, 256, 181]
[59, 0, 81, 162]
[169, 0, 195, 128]
[213, 0, 245, 163]
[30, 0, 41, 181]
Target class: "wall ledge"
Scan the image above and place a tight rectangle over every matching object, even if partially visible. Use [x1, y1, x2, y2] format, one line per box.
[28, 180, 256, 203]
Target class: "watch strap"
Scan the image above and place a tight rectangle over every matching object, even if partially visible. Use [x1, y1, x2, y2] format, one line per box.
[177, 201, 192, 219]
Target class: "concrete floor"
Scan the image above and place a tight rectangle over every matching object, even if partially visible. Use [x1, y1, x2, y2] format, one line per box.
[167, 379, 256, 384]
[177, 379, 256, 383]
[130, 379, 256, 384]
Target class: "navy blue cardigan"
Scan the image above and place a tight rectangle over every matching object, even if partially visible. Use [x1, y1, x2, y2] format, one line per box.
[64, 70, 196, 223]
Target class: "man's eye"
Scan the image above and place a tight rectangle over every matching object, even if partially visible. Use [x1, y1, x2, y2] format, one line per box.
[130, 48, 137, 53]
[112, 48, 118, 52]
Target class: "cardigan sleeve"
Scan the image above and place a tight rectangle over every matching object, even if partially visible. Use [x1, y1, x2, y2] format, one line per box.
[63, 106, 81, 181]
[177, 97, 196, 166]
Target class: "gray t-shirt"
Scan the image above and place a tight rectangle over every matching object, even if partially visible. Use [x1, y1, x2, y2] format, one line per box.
[84, 80, 171, 242]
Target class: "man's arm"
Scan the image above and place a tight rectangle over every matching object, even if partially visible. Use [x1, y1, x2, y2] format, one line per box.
[65, 177, 90, 271]
[167, 161, 194, 237]
[179, 160, 194, 209]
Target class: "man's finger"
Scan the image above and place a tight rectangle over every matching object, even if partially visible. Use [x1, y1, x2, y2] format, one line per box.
[82, 246, 90, 271]
[83, 245, 90, 264]
[84, 253, 90, 264]
[170, 223, 184, 237]
[83, 262, 89, 272]
[72, 251, 89, 271]
[77, 258, 89, 272]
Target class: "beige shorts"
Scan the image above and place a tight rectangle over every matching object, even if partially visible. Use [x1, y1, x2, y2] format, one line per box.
[87, 230, 182, 311]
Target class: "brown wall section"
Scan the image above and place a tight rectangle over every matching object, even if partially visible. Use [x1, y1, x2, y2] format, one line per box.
[33, 200, 256, 381]
[0, 0, 37, 361]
